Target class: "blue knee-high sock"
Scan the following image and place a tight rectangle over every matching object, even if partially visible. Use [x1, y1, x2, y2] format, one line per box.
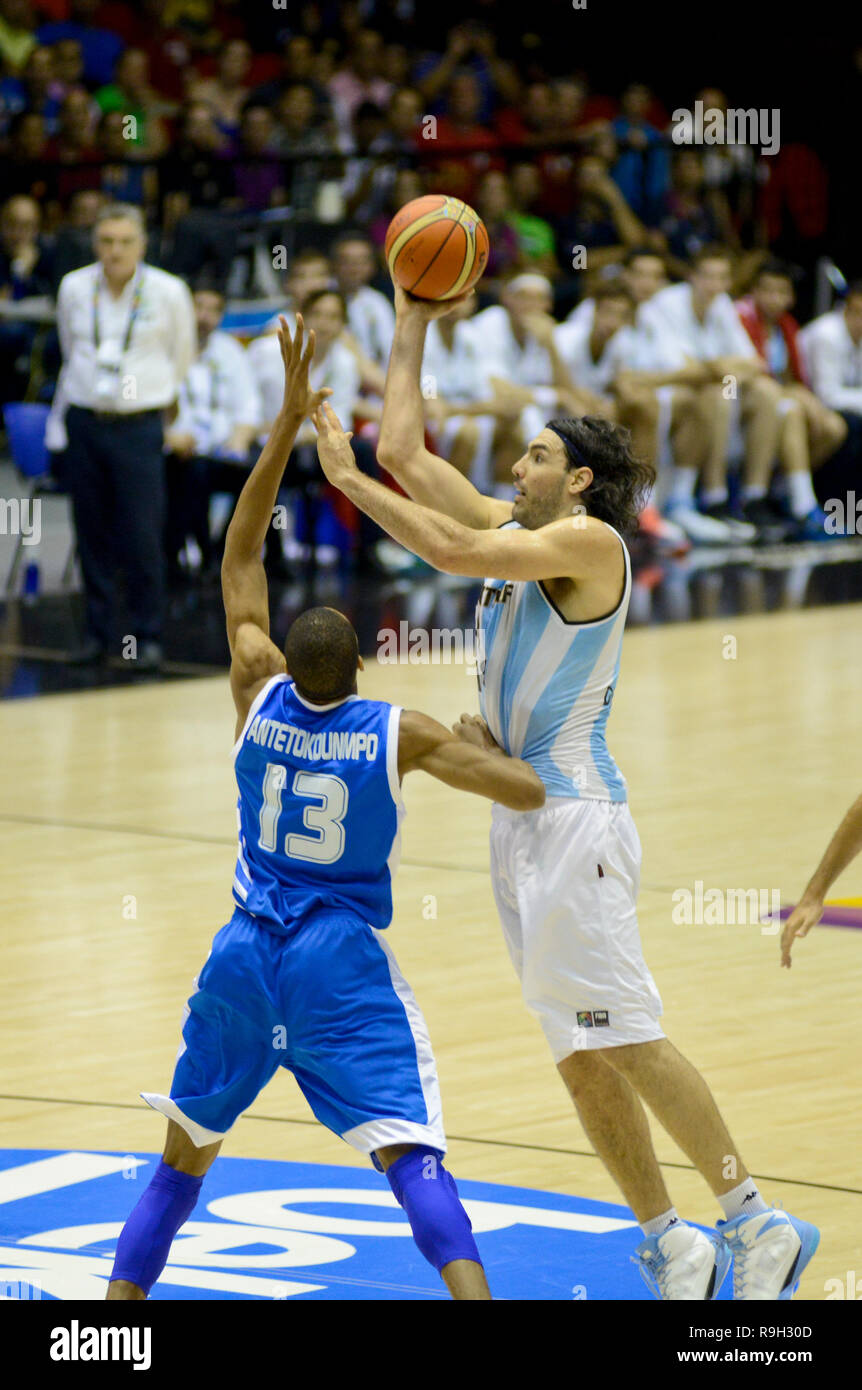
[110, 1159, 203, 1295]
[386, 1149, 482, 1273]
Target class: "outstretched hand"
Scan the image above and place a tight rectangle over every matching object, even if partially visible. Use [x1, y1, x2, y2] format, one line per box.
[277, 314, 333, 420]
[311, 400, 357, 487]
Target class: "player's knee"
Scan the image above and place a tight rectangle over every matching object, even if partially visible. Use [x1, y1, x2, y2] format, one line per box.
[385, 1148, 482, 1274]
[744, 376, 780, 408]
[824, 413, 848, 448]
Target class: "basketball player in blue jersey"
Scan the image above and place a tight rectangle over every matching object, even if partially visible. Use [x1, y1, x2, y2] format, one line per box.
[106, 316, 544, 1302]
[311, 281, 820, 1301]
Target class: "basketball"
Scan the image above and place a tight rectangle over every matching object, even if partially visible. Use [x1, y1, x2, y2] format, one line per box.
[385, 194, 490, 300]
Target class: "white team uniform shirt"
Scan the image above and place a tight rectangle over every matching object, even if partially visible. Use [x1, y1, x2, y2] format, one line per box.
[344, 285, 395, 369]
[471, 304, 558, 409]
[173, 329, 262, 455]
[248, 332, 359, 440]
[421, 318, 487, 403]
[55, 261, 196, 410]
[637, 281, 757, 370]
[476, 519, 631, 801]
[798, 310, 862, 414]
[553, 319, 635, 396]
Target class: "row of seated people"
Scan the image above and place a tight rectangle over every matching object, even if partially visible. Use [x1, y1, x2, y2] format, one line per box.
[153, 241, 862, 580]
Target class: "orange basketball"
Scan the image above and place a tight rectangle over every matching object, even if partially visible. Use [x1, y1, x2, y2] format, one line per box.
[385, 194, 489, 300]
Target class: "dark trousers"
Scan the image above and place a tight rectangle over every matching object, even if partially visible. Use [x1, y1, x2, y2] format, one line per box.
[64, 405, 166, 647]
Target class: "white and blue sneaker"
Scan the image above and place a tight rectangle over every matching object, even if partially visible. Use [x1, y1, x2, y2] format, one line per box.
[633, 1222, 731, 1300]
[717, 1209, 820, 1300]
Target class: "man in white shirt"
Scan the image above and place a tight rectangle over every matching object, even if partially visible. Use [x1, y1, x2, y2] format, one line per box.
[797, 284, 862, 527]
[421, 294, 511, 491]
[636, 246, 788, 544]
[472, 274, 585, 488]
[164, 284, 262, 579]
[569, 250, 734, 546]
[250, 289, 360, 438]
[554, 284, 668, 467]
[331, 230, 395, 372]
[553, 278, 692, 554]
[54, 202, 195, 668]
[799, 284, 862, 419]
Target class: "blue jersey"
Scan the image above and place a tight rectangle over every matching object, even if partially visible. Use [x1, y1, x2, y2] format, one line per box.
[475, 520, 630, 801]
[232, 677, 404, 932]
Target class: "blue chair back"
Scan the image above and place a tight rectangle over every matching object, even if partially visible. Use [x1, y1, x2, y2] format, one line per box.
[3, 403, 50, 480]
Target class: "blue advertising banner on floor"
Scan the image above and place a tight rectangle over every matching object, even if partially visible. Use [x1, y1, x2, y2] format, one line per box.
[0, 1148, 734, 1301]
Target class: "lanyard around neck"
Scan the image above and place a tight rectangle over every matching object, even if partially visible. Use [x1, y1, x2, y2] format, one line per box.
[93, 266, 145, 354]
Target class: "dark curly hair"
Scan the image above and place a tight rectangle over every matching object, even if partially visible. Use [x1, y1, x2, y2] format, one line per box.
[546, 415, 656, 538]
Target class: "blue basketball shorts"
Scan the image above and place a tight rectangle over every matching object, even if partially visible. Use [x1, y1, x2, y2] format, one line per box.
[142, 907, 446, 1158]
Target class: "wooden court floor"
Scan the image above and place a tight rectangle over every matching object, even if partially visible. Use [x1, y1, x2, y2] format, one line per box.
[2, 603, 861, 1298]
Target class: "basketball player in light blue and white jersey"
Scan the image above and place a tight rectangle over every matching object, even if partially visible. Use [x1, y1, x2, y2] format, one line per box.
[311, 277, 820, 1302]
[106, 316, 544, 1303]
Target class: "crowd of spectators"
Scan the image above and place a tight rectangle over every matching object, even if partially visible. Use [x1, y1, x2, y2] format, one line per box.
[0, 2, 837, 301]
[2, 0, 862, 666]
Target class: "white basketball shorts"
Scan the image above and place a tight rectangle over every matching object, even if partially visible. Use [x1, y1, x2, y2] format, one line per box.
[490, 797, 665, 1062]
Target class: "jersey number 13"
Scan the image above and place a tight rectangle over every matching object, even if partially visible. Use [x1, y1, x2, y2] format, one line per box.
[258, 765, 348, 863]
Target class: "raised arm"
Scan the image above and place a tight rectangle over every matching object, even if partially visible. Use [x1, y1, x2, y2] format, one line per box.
[398, 709, 544, 811]
[315, 399, 619, 580]
[377, 282, 511, 529]
[222, 316, 331, 731]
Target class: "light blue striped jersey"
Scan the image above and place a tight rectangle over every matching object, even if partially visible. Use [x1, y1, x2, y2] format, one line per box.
[231, 677, 404, 932]
[475, 520, 630, 800]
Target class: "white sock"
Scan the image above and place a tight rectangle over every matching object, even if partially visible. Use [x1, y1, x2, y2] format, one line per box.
[741, 483, 767, 502]
[701, 486, 728, 507]
[719, 1177, 769, 1222]
[785, 470, 818, 518]
[668, 468, 697, 506]
[641, 1207, 681, 1237]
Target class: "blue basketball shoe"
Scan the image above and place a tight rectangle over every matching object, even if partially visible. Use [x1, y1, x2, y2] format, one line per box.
[633, 1223, 731, 1300]
[717, 1209, 820, 1300]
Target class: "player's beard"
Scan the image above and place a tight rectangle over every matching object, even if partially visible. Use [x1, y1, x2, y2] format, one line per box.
[516, 476, 569, 531]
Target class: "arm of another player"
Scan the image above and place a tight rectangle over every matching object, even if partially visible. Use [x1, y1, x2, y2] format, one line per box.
[223, 315, 331, 732]
[377, 281, 512, 530]
[314, 401, 618, 580]
[398, 709, 544, 811]
[781, 792, 862, 968]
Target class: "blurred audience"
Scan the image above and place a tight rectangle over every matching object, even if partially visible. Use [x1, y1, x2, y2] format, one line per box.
[0, 0, 859, 621]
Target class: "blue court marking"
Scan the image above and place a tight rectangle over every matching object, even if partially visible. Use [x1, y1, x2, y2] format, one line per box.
[0, 1149, 733, 1301]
